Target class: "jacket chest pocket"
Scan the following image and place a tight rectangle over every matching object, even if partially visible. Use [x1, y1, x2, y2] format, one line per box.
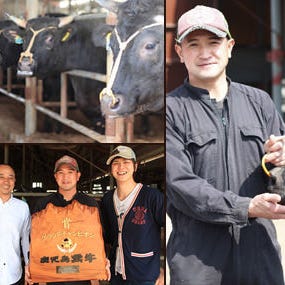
[239, 126, 266, 171]
[186, 131, 218, 177]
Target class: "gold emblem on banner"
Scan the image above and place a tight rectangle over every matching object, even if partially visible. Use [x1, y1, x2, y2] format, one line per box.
[57, 237, 77, 253]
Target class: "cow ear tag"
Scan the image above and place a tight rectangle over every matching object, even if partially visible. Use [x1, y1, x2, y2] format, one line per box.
[61, 31, 71, 42]
[106, 32, 112, 51]
[15, 35, 23, 44]
[261, 154, 271, 177]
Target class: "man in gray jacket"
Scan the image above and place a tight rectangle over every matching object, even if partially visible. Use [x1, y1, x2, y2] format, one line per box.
[166, 5, 285, 285]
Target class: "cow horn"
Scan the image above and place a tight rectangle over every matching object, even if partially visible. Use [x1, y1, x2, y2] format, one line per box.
[58, 15, 74, 28]
[95, 0, 127, 13]
[5, 13, 27, 28]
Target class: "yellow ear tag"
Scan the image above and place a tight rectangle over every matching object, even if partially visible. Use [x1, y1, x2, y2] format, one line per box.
[61, 31, 70, 42]
[261, 154, 271, 177]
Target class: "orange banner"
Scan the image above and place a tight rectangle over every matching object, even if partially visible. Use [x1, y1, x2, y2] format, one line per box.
[30, 200, 108, 282]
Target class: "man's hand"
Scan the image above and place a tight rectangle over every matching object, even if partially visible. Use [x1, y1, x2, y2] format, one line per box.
[105, 258, 111, 281]
[24, 265, 33, 285]
[155, 267, 164, 285]
[90, 258, 111, 284]
[248, 193, 285, 219]
[264, 135, 285, 166]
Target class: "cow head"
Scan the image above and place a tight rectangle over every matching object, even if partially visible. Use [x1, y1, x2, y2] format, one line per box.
[262, 155, 285, 205]
[0, 20, 23, 68]
[7, 14, 74, 78]
[94, 0, 164, 117]
[266, 167, 285, 205]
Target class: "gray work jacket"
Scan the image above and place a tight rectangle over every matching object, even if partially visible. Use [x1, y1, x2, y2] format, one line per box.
[166, 79, 285, 285]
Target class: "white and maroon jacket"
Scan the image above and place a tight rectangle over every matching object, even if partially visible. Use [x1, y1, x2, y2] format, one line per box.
[101, 184, 164, 281]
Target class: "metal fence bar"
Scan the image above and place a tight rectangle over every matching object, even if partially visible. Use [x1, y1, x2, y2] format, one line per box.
[0, 87, 25, 103]
[65, 69, 107, 82]
[1, 54, 136, 142]
[62, 69, 135, 143]
[0, 87, 107, 142]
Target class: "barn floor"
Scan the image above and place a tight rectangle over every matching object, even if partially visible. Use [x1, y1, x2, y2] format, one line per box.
[0, 95, 164, 143]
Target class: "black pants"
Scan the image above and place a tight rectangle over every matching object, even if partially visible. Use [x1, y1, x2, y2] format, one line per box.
[110, 274, 155, 285]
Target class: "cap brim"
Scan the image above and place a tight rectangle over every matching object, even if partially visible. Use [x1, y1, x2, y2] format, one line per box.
[106, 155, 116, 165]
[177, 25, 228, 43]
[106, 154, 136, 165]
[54, 163, 78, 172]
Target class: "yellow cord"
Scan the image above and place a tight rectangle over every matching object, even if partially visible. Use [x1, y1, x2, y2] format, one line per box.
[261, 154, 271, 177]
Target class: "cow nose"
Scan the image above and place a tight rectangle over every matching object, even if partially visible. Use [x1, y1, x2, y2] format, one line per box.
[100, 91, 120, 109]
[17, 56, 35, 77]
[99, 87, 119, 107]
[100, 92, 126, 117]
[20, 56, 33, 66]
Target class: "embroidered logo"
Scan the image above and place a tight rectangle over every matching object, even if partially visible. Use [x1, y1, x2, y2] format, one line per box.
[57, 237, 77, 253]
[132, 206, 147, 225]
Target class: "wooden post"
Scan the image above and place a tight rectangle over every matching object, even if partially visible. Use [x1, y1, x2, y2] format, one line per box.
[25, 77, 37, 136]
[115, 117, 126, 142]
[37, 79, 43, 104]
[25, 0, 39, 136]
[0, 68, 3, 87]
[60, 73, 68, 118]
[126, 115, 134, 142]
[7, 67, 12, 92]
[4, 144, 9, 164]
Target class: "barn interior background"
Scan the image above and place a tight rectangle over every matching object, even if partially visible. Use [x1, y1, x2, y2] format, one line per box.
[0, 0, 164, 143]
[166, 1, 285, 283]
[0, 142, 165, 283]
[0, 143, 164, 207]
[0, 0, 101, 16]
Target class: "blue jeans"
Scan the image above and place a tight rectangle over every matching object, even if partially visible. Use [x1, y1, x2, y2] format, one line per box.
[110, 274, 155, 285]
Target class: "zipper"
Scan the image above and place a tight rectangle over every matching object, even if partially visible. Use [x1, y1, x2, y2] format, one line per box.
[221, 100, 229, 189]
[117, 216, 126, 279]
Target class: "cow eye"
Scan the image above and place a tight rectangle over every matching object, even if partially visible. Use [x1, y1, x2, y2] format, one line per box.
[45, 35, 54, 49]
[145, 42, 156, 50]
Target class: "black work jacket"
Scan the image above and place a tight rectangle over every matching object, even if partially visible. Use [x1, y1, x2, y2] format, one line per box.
[166, 79, 285, 285]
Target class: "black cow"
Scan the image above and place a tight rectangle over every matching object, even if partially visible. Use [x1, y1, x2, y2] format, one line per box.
[9, 14, 109, 133]
[0, 20, 23, 69]
[267, 166, 285, 205]
[94, 0, 164, 117]
[0, 17, 72, 133]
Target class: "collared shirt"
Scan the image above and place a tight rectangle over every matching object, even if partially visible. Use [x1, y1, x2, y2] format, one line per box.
[0, 196, 30, 285]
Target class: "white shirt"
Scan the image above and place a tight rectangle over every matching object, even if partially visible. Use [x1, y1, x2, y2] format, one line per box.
[0, 196, 31, 285]
[113, 183, 141, 274]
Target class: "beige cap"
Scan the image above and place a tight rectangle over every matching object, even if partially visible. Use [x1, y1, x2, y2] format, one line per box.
[106, 146, 136, 165]
[54, 155, 79, 172]
[176, 5, 231, 43]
